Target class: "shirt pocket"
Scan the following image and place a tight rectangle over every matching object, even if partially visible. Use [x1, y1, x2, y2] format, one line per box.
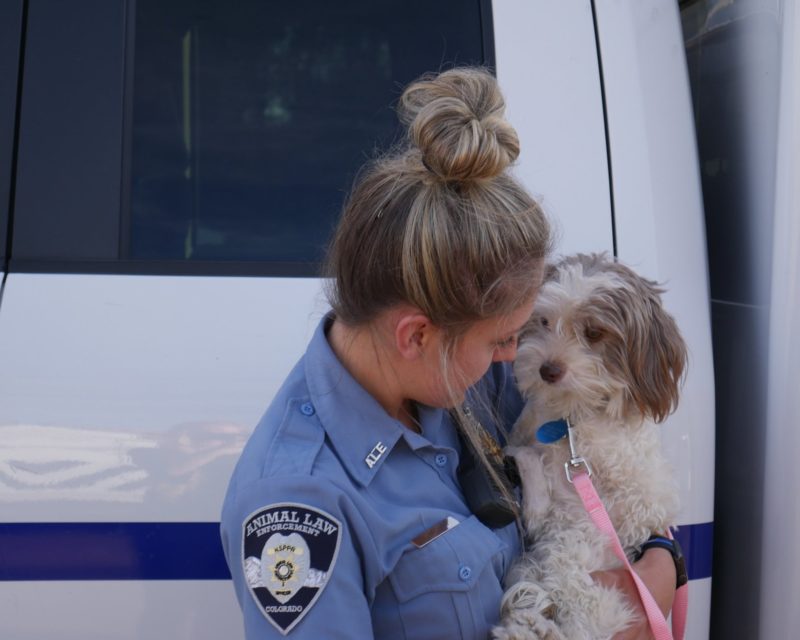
[387, 515, 507, 639]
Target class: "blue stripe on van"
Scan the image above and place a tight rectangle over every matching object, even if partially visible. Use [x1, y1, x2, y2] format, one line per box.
[0, 521, 713, 581]
[0, 522, 231, 580]
[673, 521, 714, 581]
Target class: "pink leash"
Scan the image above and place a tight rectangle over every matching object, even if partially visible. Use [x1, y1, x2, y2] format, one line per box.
[562, 420, 688, 640]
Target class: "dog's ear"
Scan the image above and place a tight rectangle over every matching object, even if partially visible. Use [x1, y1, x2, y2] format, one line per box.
[592, 264, 687, 423]
[620, 278, 688, 423]
[543, 262, 560, 283]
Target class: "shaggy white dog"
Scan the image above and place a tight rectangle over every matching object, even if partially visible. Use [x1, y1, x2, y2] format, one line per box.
[494, 253, 687, 640]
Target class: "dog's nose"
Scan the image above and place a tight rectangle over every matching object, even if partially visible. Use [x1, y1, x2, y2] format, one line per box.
[539, 362, 564, 384]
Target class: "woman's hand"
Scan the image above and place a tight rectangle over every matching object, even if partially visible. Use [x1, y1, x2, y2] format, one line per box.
[591, 547, 676, 640]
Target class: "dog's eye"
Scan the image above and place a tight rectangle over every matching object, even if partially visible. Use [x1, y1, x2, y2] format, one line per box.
[540, 317, 550, 328]
[584, 326, 604, 343]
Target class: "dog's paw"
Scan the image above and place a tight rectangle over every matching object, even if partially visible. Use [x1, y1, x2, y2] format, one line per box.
[492, 610, 565, 640]
[494, 581, 566, 640]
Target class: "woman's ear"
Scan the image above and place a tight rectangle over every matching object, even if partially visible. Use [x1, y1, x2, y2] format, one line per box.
[394, 312, 435, 360]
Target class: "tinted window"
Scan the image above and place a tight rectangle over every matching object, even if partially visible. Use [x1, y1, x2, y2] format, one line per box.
[128, 0, 487, 268]
[0, 0, 24, 265]
[12, 0, 126, 267]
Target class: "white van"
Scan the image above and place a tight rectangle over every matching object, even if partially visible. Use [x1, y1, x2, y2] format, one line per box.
[0, 1, 714, 638]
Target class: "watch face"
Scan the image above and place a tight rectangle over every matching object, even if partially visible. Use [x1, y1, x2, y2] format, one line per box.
[676, 559, 689, 588]
[672, 538, 689, 588]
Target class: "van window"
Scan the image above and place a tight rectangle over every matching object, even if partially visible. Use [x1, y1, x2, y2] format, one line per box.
[0, 0, 24, 265]
[127, 0, 487, 269]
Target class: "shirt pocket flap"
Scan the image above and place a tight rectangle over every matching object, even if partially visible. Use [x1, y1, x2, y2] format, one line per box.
[389, 515, 505, 602]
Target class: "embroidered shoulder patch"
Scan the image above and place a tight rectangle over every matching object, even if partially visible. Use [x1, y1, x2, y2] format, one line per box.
[242, 503, 342, 635]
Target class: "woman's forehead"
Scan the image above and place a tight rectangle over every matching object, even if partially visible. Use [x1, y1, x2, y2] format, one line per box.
[471, 296, 538, 338]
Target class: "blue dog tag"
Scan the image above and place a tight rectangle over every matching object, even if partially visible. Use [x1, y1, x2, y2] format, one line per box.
[536, 419, 569, 444]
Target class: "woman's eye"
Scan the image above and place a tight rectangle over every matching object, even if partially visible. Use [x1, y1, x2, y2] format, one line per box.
[584, 326, 603, 342]
[496, 335, 517, 349]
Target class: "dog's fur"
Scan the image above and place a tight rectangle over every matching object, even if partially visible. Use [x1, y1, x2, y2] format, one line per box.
[493, 253, 687, 640]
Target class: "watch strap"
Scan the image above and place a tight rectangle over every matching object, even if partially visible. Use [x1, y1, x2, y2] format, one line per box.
[639, 534, 689, 589]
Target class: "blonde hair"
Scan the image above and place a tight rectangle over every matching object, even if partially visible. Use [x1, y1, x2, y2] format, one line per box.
[324, 68, 551, 518]
[325, 67, 551, 335]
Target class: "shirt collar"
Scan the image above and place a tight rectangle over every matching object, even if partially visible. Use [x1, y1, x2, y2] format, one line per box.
[304, 315, 445, 486]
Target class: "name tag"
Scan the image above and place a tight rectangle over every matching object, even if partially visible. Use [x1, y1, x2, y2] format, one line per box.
[365, 441, 387, 469]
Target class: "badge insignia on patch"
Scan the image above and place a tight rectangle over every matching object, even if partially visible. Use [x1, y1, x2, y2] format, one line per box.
[243, 503, 341, 635]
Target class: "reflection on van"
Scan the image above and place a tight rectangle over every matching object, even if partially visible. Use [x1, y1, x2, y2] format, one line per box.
[0, 422, 247, 505]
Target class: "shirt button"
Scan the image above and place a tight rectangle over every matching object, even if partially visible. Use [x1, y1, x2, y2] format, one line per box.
[300, 402, 315, 416]
[434, 453, 448, 467]
[458, 565, 472, 581]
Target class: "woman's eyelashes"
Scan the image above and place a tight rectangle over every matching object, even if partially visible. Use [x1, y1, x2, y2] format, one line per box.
[495, 334, 519, 350]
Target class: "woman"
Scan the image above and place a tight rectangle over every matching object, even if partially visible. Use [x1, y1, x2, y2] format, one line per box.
[221, 67, 674, 639]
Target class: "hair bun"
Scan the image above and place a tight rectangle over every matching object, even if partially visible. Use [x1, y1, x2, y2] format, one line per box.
[398, 68, 520, 182]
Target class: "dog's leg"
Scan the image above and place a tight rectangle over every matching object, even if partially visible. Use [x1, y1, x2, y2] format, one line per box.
[508, 400, 547, 446]
[505, 445, 551, 525]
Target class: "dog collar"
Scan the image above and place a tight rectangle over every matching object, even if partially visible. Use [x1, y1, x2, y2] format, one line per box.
[536, 418, 569, 443]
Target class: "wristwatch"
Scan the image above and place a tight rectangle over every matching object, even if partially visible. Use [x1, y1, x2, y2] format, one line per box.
[637, 534, 689, 589]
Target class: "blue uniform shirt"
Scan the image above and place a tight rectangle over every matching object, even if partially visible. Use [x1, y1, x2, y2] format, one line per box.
[221, 316, 524, 639]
